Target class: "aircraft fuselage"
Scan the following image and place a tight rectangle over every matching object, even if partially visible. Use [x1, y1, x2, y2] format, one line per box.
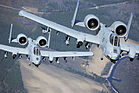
[98, 24, 121, 61]
[26, 38, 42, 66]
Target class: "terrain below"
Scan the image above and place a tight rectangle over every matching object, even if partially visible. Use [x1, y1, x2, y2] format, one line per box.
[19, 59, 109, 93]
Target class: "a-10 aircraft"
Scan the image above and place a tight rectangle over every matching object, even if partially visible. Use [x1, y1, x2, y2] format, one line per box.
[18, 0, 139, 63]
[0, 24, 93, 67]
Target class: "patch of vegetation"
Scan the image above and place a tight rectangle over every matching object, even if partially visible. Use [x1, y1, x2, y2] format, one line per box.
[51, 62, 107, 84]
[0, 21, 27, 92]
[47, 2, 59, 11]
[0, 54, 27, 93]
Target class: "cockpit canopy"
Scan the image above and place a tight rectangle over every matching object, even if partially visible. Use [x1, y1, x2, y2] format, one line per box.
[34, 47, 41, 56]
[110, 34, 120, 47]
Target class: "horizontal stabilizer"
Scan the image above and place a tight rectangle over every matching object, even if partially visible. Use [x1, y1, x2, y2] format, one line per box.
[75, 21, 85, 27]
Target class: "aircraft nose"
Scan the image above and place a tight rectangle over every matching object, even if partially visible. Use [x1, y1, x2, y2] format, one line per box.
[32, 56, 41, 66]
[111, 53, 119, 60]
[33, 60, 41, 67]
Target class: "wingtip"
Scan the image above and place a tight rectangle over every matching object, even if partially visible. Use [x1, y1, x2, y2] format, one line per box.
[19, 10, 24, 16]
[19, 10, 28, 16]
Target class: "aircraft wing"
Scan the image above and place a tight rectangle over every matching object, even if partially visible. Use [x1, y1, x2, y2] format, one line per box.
[120, 43, 139, 53]
[0, 44, 29, 55]
[19, 10, 100, 44]
[120, 43, 139, 57]
[40, 50, 93, 61]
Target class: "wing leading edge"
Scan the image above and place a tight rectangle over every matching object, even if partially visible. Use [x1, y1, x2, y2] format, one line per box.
[0, 44, 28, 55]
[40, 50, 93, 61]
[19, 10, 100, 44]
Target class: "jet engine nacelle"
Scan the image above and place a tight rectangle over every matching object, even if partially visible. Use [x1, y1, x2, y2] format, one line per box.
[110, 21, 127, 38]
[36, 36, 47, 47]
[84, 14, 100, 31]
[17, 33, 28, 45]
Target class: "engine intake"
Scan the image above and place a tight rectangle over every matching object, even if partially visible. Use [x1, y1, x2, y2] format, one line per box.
[17, 34, 28, 45]
[116, 25, 126, 36]
[110, 21, 127, 38]
[36, 36, 47, 47]
[84, 14, 100, 31]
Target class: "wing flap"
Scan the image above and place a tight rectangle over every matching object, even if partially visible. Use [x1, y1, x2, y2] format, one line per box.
[0, 44, 29, 55]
